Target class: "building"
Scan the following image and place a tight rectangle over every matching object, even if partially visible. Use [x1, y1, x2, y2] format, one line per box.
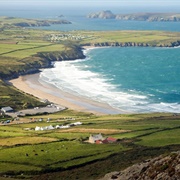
[88, 134, 117, 144]
[102, 137, 117, 144]
[1, 106, 14, 113]
[89, 133, 104, 143]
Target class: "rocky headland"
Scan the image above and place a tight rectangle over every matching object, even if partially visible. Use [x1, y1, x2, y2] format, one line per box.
[0, 16, 71, 28]
[1, 45, 85, 80]
[100, 151, 180, 180]
[82, 40, 180, 48]
[13, 19, 71, 27]
[87, 10, 180, 22]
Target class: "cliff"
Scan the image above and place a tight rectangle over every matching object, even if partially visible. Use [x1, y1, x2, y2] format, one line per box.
[87, 10, 115, 19]
[13, 19, 71, 27]
[100, 151, 180, 180]
[1, 45, 85, 80]
[82, 40, 180, 48]
[87, 11, 180, 22]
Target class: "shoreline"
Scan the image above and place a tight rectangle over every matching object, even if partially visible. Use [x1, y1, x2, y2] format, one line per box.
[8, 46, 130, 115]
[9, 73, 124, 115]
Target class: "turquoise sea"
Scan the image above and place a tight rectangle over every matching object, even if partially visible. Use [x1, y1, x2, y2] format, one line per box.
[1, 6, 180, 113]
[40, 47, 180, 113]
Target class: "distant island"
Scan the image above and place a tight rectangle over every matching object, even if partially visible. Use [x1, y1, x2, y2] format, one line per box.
[87, 10, 180, 22]
[0, 16, 71, 28]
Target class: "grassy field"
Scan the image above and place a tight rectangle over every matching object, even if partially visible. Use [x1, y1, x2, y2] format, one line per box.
[0, 111, 179, 179]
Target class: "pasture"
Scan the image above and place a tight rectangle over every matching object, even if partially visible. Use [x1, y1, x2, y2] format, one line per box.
[0, 111, 179, 179]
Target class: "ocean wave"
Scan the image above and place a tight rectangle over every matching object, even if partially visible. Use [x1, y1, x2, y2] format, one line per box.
[39, 60, 151, 113]
[39, 46, 180, 114]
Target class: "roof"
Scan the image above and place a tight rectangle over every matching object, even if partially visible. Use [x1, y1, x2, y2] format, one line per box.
[102, 139, 109, 144]
[106, 137, 117, 142]
[90, 134, 103, 141]
[1, 106, 13, 112]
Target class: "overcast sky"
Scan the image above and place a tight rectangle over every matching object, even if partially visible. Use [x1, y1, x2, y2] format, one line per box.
[1, 0, 180, 7]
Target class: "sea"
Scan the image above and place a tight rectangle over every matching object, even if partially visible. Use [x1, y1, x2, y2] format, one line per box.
[1, 5, 180, 113]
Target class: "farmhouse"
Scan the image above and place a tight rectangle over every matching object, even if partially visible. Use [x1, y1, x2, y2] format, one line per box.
[1, 106, 14, 113]
[88, 134, 117, 144]
[89, 133, 104, 143]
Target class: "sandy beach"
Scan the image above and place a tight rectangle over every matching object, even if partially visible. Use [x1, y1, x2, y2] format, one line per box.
[9, 73, 123, 115]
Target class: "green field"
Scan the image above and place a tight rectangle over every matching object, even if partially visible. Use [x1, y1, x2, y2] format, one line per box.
[0, 111, 180, 179]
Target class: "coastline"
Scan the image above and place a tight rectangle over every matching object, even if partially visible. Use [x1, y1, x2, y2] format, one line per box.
[9, 73, 124, 115]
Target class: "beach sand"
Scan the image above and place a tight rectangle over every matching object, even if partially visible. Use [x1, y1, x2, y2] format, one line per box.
[9, 73, 123, 115]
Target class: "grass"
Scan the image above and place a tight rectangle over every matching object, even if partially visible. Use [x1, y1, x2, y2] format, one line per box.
[79, 30, 180, 46]
[136, 128, 180, 147]
[0, 79, 46, 110]
[0, 141, 125, 169]
[0, 112, 179, 179]
[0, 136, 58, 146]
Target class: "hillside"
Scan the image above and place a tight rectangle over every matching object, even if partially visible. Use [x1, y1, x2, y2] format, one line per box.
[101, 151, 180, 180]
[0, 16, 71, 28]
[87, 10, 180, 22]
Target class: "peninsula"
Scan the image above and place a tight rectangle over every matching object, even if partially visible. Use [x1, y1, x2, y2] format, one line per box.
[0, 16, 71, 28]
[87, 10, 180, 22]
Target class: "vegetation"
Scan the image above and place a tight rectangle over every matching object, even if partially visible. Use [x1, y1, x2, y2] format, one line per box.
[0, 111, 179, 179]
[0, 79, 45, 110]
[0, 16, 71, 29]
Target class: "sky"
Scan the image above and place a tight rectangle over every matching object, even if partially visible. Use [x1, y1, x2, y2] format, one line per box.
[1, 0, 180, 7]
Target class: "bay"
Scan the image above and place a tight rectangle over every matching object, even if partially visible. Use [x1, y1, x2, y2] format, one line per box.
[1, 5, 180, 113]
[40, 47, 180, 113]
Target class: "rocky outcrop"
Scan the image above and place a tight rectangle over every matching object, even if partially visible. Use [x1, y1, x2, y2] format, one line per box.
[37, 46, 85, 61]
[82, 40, 180, 48]
[87, 11, 180, 22]
[100, 151, 180, 180]
[87, 10, 116, 19]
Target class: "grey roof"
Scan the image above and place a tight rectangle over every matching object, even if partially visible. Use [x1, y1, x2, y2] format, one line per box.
[1, 106, 13, 112]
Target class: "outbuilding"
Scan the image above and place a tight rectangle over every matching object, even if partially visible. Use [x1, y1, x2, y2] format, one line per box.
[1, 106, 14, 113]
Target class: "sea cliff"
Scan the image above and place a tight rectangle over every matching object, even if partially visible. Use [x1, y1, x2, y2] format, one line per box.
[2, 45, 85, 80]
[0, 16, 71, 28]
[82, 40, 180, 48]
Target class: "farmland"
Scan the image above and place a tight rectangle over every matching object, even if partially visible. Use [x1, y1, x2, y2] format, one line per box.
[0, 111, 180, 179]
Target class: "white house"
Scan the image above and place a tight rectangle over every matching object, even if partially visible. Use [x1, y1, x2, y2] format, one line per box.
[89, 133, 104, 144]
[35, 126, 41, 131]
[60, 125, 70, 129]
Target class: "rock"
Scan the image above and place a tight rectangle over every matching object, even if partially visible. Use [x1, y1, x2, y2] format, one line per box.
[87, 10, 115, 19]
[100, 151, 180, 180]
[87, 11, 180, 22]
